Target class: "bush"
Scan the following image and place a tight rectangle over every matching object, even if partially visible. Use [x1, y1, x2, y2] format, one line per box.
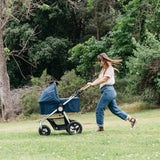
[20, 87, 41, 116]
[57, 70, 86, 97]
[19, 69, 53, 116]
[80, 86, 100, 112]
[126, 31, 160, 104]
[69, 36, 110, 80]
[31, 69, 52, 87]
[141, 88, 160, 104]
[115, 77, 134, 103]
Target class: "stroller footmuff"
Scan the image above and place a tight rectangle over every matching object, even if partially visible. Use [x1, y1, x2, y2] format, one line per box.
[38, 83, 82, 135]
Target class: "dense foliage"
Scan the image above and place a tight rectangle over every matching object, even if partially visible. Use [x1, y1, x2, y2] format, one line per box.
[4, 0, 121, 88]
[20, 88, 40, 116]
[3, 0, 160, 111]
[19, 69, 51, 116]
[69, 36, 111, 80]
[69, 0, 160, 105]
[126, 31, 160, 103]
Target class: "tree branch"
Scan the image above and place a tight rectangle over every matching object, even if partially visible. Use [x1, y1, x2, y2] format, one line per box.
[1, 2, 23, 30]
[67, 0, 79, 10]
[10, 14, 21, 23]
[18, 25, 39, 56]
[15, 54, 36, 68]
[12, 55, 26, 79]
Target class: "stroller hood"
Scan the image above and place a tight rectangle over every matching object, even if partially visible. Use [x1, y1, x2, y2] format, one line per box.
[38, 83, 60, 103]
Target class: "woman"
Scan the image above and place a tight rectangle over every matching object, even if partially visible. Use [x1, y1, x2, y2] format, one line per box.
[87, 53, 137, 131]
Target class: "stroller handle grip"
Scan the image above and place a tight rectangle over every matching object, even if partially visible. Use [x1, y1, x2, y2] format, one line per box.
[73, 84, 90, 96]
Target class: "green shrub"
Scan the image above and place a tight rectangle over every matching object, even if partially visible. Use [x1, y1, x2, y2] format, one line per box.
[141, 88, 160, 104]
[80, 86, 100, 112]
[19, 69, 52, 116]
[31, 69, 52, 87]
[126, 31, 160, 104]
[115, 77, 135, 103]
[69, 36, 109, 80]
[20, 88, 41, 116]
[57, 70, 86, 97]
[114, 77, 128, 93]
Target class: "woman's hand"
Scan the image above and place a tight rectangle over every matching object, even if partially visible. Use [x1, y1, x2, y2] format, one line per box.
[87, 82, 93, 86]
[87, 77, 109, 87]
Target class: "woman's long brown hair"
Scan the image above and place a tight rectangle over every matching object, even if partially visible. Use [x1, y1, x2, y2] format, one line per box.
[97, 53, 122, 76]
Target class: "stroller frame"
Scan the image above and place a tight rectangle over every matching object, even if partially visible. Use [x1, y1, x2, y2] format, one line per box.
[39, 88, 84, 135]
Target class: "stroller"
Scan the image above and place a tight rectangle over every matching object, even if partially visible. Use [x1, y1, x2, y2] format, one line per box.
[38, 83, 89, 135]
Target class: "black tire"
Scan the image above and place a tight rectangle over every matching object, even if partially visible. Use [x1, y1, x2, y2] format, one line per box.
[39, 125, 51, 136]
[66, 121, 82, 135]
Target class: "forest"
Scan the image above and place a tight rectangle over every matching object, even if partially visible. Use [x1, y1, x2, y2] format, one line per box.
[0, 0, 160, 120]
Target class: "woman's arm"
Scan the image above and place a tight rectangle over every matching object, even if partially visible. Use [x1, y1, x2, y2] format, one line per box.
[87, 76, 109, 86]
[92, 78, 101, 83]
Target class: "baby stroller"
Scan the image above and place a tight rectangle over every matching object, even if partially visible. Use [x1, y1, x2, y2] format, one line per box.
[38, 83, 89, 135]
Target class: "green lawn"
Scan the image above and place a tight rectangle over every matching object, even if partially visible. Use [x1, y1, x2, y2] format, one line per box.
[0, 109, 160, 160]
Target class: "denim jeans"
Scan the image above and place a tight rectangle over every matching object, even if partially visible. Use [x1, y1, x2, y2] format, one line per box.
[96, 85, 128, 126]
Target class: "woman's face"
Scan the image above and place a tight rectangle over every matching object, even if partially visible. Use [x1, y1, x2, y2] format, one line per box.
[98, 59, 105, 67]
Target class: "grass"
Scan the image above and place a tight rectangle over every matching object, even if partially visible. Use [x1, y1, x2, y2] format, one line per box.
[0, 109, 160, 160]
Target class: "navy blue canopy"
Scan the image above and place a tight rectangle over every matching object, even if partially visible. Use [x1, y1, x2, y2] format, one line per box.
[38, 82, 80, 114]
[38, 83, 60, 103]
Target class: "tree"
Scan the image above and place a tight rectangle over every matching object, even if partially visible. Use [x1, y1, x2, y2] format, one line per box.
[69, 36, 112, 80]
[106, 0, 160, 76]
[126, 31, 160, 104]
[0, 0, 80, 120]
[86, 0, 121, 40]
[109, 0, 160, 58]
[69, 0, 160, 80]
[29, 37, 72, 79]
[4, 22, 38, 88]
[0, 0, 35, 120]
[4, 0, 88, 88]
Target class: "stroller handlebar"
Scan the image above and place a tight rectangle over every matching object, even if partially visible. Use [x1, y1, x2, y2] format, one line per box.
[80, 84, 90, 91]
[72, 84, 90, 97]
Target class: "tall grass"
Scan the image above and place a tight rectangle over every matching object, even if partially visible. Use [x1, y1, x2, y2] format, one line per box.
[0, 109, 160, 160]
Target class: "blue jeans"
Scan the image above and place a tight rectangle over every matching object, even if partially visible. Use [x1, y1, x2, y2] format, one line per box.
[96, 85, 128, 126]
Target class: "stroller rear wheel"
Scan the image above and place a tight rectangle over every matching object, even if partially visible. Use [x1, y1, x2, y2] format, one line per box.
[39, 125, 51, 136]
[66, 121, 82, 135]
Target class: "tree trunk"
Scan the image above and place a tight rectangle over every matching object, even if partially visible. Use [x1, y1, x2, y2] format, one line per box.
[96, 27, 100, 41]
[0, 29, 15, 121]
[94, 2, 100, 41]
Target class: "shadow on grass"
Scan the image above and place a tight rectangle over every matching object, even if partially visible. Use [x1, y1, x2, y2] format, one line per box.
[36, 129, 119, 137]
[35, 129, 99, 137]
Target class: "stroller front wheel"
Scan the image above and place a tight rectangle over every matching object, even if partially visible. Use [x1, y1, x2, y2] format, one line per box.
[39, 125, 51, 136]
[66, 121, 82, 135]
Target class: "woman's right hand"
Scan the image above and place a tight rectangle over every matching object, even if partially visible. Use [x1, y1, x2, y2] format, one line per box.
[87, 82, 93, 86]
